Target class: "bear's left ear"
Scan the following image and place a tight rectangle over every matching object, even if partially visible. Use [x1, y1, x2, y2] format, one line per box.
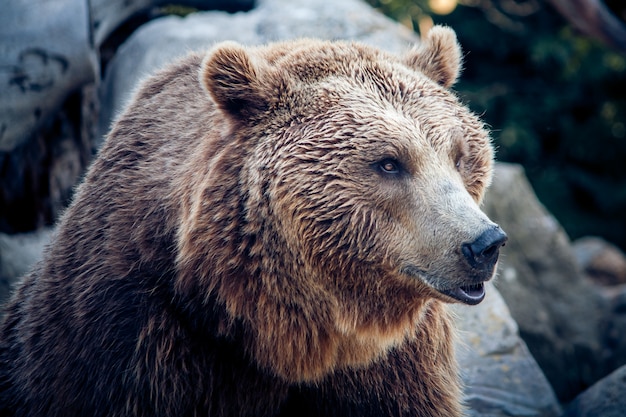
[200, 42, 273, 119]
[404, 25, 463, 88]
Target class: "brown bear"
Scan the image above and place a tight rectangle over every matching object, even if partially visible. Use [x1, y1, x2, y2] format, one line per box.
[0, 26, 506, 417]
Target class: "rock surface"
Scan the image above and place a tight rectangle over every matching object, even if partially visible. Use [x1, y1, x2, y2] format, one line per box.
[89, 0, 255, 49]
[602, 284, 626, 376]
[0, 0, 256, 153]
[602, 285, 626, 373]
[0, 87, 95, 235]
[571, 237, 626, 374]
[0, 0, 95, 152]
[452, 284, 562, 417]
[482, 163, 609, 401]
[0, 228, 54, 307]
[562, 364, 626, 417]
[572, 236, 626, 286]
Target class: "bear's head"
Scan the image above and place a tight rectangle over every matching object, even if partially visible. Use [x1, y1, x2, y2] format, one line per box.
[176, 26, 506, 382]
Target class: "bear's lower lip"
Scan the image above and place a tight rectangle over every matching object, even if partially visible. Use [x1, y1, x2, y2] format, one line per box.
[440, 283, 485, 305]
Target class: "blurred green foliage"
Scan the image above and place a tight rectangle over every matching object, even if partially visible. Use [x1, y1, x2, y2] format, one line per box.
[367, 0, 626, 251]
[159, 4, 198, 16]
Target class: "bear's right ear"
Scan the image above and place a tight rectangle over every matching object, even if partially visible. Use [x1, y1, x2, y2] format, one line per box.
[200, 42, 271, 119]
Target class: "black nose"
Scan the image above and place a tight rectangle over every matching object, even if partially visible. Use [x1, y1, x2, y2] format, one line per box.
[462, 226, 507, 268]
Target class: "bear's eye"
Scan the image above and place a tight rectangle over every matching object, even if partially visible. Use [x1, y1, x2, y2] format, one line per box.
[377, 159, 401, 175]
[455, 157, 463, 171]
[451, 128, 468, 173]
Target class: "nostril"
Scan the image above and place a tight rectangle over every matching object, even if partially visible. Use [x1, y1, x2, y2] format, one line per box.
[462, 226, 507, 268]
[482, 244, 498, 259]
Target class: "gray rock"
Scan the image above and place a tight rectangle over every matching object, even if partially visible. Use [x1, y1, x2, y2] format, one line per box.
[453, 283, 562, 417]
[572, 236, 626, 286]
[571, 237, 626, 372]
[0, 228, 55, 306]
[89, 0, 255, 49]
[603, 284, 626, 374]
[0, 85, 95, 236]
[483, 163, 609, 401]
[562, 364, 626, 417]
[0, 0, 255, 152]
[0, 0, 95, 152]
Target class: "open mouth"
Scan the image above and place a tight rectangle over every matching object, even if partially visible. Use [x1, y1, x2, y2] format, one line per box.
[440, 283, 485, 305]
[400, 266, 488, 305]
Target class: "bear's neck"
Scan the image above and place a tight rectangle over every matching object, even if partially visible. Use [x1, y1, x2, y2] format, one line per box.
[175, 225, 434, 384]
[244, 272, 443, 384]
[219, 253, 437, 383]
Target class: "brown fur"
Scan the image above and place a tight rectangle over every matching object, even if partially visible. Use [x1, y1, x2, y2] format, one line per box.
[0, 27, 500, 416]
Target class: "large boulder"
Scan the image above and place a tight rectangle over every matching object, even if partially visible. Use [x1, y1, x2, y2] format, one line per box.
[572, 237, 626, 374]
[600, 286, 626, 390]
[572, 236, 626, 286]
[0, 0, 94, 152]
[482, 163, 609, 401]
[562, 364, 626, 417]
[0, 0, 256, 153]
[89, 0, 255, 50]
[452, 284, 561, 417]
